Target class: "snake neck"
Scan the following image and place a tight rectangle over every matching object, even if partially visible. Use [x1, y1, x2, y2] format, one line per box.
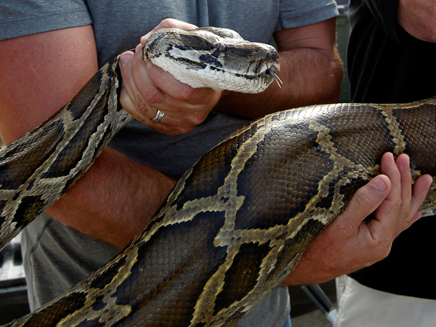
[0, 56, 132, 250]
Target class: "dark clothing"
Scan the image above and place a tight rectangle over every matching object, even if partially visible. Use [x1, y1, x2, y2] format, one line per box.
[348, 0, 436, 299]
[348, 0, 436, 103]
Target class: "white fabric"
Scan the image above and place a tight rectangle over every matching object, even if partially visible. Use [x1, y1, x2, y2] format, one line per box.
[335, 275, 436, 327]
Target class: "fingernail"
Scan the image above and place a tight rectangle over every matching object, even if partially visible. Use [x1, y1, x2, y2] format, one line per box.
[135, 43, 143, 53]
[372, 177, 387, 193]
[120, 53, 132, 65]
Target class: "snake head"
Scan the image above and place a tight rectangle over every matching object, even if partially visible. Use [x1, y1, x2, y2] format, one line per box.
[143, 27, 280, 94]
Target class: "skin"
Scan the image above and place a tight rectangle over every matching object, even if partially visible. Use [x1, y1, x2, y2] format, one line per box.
[398, 0, 436, 42]
[0, 17, 431, 289]
[120, 19, 343, 127]
[284, 153, 432, 285]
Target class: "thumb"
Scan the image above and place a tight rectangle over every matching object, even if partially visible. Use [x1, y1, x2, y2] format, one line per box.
[330, 175, 391, 235]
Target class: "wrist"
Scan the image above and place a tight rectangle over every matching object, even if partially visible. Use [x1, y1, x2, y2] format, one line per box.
[47, 147, 176, 248]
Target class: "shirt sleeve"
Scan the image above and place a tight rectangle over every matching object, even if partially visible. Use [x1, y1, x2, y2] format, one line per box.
[278, 0, 338, 30]
[0, 0, 92, 41]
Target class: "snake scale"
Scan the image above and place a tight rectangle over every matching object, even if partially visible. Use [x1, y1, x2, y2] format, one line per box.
[1, 27, 436, 326]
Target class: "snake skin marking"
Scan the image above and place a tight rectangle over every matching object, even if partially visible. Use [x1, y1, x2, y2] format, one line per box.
[0, 27, 282, 326]
[2, 28, 436, 326]
[144, 27, 280, 93]
[0, 59, 132, 250]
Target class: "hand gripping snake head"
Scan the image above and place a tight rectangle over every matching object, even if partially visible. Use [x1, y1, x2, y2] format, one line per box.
[143, 27, 281, 94]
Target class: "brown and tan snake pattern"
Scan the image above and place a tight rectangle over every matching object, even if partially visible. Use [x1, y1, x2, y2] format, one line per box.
[0, 28, 435, 326]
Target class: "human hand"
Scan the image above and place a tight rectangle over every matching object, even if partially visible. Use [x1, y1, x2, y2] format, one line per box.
[119, 19, 222, 135]
[283, 152, 433, 285]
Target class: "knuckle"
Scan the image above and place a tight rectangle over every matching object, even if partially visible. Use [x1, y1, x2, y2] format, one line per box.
[176, 125, 194, 135]
[128, 92, 152, 118]
[159, 18, 177, 28]
[403, 208, 412, 222]
[370, 238, 393, 263]
[353, 188, 373, 209]
[170, 121, 196, 135]
[143, 88, 160, 105]
[377, 244, 392, 261]
[211, 91, 222, 105]
[188, 111, 207, 126]
[394, 198, 403, 209]
[176, 84, 196, 102]
[135, 100, 150, 117]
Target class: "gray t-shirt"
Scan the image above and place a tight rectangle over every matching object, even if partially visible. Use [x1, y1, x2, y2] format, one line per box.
[0, 1, 338, 326]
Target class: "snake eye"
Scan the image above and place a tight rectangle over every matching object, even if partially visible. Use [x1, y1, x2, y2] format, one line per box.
[216, 44, 226, 52]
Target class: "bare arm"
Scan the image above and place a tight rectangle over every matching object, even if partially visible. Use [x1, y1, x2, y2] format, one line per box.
[398, 0, 436, 42]
[121, 18, 342, 124]
[283, 153, 432, 285]
[215, 18, 343, 118]
[1, 19, 431, 284]
[0, 26, 176, 248]
[119, 19, 432, 285]
[0, 26, 98, 143]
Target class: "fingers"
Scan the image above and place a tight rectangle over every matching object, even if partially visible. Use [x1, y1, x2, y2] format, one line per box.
[410, 173, 433, 218]
[396, 155, 433, 224]
[374, 153, 432, 237]
[366, 153, 403, 239]
[332, 174, 391, 237]
[358, 153, 433, 256]
[395, 154, 414, 227]
[283, 169, 394, 285]
[140, 19, 197, 45]
[329, 152, 432, 241]
[119, 49, 172, 129]
[119, 39, 221, 136]
[284, 152, 433, 285]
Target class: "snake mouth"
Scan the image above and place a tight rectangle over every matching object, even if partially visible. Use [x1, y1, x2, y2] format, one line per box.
[264, 63, 283, 88]
[145, 27, 282, 93]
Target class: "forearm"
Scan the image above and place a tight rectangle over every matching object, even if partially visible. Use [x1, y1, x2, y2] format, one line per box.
[216, 47, 342, 119]
[46, 147, 176, 248]
[0, 28, 177, 249]
[282, 153, 432, 286]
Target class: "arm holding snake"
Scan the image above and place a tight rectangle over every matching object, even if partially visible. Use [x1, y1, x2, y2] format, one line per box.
[1, 17, 344, 249]
[0, 17, 431, 295]
[121, 18, 343, 124]
[114, 18, 433, 286]
[0, 26, 179, 248]
[285, 153, 432, 285]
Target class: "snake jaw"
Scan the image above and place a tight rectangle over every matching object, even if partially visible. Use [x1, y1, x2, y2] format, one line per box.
[143, 27, 281, 94]
[4, 23, 436, 326]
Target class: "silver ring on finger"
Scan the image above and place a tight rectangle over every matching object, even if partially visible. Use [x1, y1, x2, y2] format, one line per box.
[151, 109, 165, 123]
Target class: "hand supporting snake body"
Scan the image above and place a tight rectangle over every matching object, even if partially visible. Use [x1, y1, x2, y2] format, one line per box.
[0, 26, 434, 327]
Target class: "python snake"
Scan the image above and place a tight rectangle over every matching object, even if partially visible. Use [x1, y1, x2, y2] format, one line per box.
[0, 27, 436, 326]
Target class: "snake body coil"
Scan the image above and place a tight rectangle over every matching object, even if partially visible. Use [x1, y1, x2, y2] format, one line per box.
[0, 28, 436, 326]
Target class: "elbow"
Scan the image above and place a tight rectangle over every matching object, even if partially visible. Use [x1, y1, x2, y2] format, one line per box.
[398, 2, 436, 43]
[418, 25, 436, 43]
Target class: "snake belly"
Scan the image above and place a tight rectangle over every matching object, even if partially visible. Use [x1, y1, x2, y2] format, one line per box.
[1, 28, 436, 326]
